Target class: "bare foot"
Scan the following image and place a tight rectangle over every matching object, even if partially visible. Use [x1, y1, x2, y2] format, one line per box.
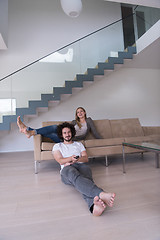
[17, 116, 35, 138]
[17, 116, 27, 133]
[92, 196, 106, 216]
[25, 130, 35, 138]
[99, 192, 116, 208]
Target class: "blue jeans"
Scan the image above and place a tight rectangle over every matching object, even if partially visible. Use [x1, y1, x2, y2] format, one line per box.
[27, 125, 61, 143]
[61, 163, 103, 212]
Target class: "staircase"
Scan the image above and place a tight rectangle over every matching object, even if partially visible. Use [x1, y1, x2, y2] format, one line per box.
[0, 46, 136, 131]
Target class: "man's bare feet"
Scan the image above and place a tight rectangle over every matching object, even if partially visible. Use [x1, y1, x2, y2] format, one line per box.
[17, 116, 27, 133]
[92, 196, 106, 216]
[99, 192, 116, 208]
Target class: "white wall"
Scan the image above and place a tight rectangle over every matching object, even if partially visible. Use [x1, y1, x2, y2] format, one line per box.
[0, 65, 160, 152]
[0, 0, 121, 79]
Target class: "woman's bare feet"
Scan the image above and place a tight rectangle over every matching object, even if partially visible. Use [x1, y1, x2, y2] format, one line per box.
[92, 196, 106, 216]
[99, 192, 116, 208]
[25, 130, 35, 138]
[17, 116, 27, 133]
[17, 116, 35, 138]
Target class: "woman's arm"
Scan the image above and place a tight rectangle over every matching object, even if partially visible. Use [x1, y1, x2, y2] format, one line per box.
[87, 117, 102, 139]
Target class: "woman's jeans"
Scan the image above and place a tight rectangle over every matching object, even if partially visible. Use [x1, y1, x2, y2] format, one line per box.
[61, 163, 103, 212]
[27, 125, 60, 143]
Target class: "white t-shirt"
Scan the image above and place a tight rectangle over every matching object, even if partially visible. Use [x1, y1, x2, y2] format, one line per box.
[52, 141, 86, 170]
[74, 122, 87, 136]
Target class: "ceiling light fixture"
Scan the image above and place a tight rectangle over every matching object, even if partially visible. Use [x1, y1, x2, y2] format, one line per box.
[60, 0, 82, 18]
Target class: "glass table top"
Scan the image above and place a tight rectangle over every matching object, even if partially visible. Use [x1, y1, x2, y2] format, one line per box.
[123, 140, 160, 151]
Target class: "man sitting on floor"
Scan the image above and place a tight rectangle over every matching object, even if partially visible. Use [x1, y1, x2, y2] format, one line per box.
[52, 122, 116, 216]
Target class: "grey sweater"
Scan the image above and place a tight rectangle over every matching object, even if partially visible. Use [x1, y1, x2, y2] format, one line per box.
[71, 117, 102, 141]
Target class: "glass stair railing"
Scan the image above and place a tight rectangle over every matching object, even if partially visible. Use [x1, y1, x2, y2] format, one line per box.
[0, 5, 160, 130]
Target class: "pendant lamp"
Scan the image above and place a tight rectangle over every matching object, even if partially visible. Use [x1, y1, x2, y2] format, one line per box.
[60, 0, 82, 18]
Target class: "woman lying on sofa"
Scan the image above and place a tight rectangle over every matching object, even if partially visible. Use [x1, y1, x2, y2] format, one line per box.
[17, 107, 102, 142]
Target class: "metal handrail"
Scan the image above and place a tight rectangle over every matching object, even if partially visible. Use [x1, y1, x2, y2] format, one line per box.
[0, 13, 135, 82]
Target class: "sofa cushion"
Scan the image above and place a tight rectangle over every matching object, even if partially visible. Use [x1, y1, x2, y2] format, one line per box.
[142, 126, 160, 136]
[85, 138, 124, 148]
[42, 121, 64, 127]
[42, 140, 85, 151]
[41, 151, 54, 160]
[86, 119, 113, 140]
[110, 118, 144, 138]
[42, 142, 55, 151]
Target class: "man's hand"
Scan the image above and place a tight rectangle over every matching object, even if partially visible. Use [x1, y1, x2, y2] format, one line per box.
[72, 155, 79, 163]
[53, 150, 88, 166]
[64, 155, 79, 166]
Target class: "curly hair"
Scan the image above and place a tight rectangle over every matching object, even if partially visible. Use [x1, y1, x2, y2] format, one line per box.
[57, 122, 76, 141]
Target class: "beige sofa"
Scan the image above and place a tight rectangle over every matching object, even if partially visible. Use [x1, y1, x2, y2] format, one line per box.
[33, 118, 160, 173]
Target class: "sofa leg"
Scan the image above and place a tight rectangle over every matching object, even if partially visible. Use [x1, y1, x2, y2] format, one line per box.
[105, 156, 113, 167]
[35, 161, 40, 174]
[105, 156, 109, 167]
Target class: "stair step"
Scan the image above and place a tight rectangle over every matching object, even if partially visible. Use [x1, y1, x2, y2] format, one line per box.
[29, 100, 49, 108]
[0, 122, 10, 131]
[87, 68, 104, 76]
[76, 74, 94, 81]
[53, 86, 72, 95]
[41, 94, 54, 101]
[16, 107, 37, 116]
[98, 62, 114, 70]
[65, 80, 83, 88]
[4, 115, 17, 122]
[108, 57, 124, 64]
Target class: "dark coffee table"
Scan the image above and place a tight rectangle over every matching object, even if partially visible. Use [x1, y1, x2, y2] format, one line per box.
[122, 141, 160, 173]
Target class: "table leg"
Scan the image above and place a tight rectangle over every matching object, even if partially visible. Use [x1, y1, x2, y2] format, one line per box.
[122, 145, 126, 173]
[155, 153, 159, 168]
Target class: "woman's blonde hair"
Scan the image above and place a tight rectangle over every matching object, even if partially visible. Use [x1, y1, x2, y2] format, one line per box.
[75, 107, 87, 128]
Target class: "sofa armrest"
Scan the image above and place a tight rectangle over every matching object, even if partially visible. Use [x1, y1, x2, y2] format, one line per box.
[142, 126, 160, 136]
[33, 135, 42, 161]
